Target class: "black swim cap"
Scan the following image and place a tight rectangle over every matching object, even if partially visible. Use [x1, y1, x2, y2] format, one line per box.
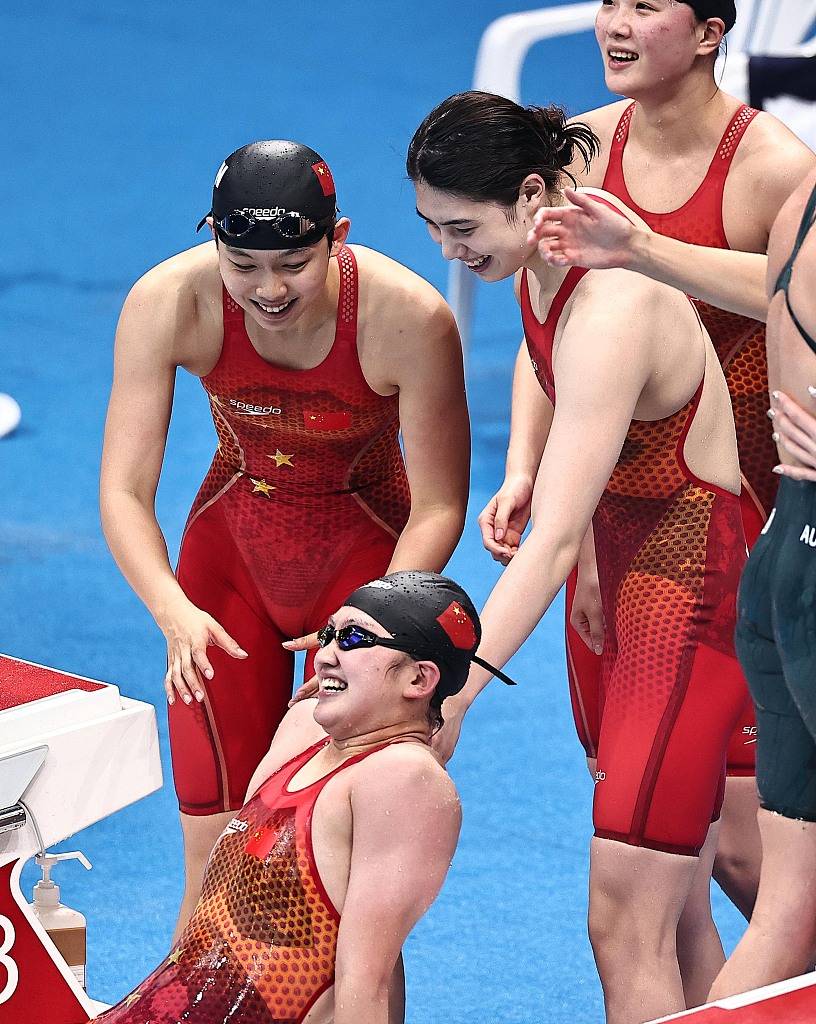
[682, 1, 736, 32]
[198, 140, 338, 250]
[343, 571, 517, 701]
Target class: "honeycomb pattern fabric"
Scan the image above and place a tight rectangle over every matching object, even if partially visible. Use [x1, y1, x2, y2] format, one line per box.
[186, 244, 410, 612]
[556, 105, 770, 777]
[604, 101, 776, 537]
[522, 267, 750, 854]
[168, 247, 411, 816]
[99, 738, 376, 1023]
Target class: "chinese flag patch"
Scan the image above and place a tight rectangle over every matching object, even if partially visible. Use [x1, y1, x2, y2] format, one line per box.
[303, 410, 352, 431]
[311, 161, 335, 197]
[436, 601, 477, 650]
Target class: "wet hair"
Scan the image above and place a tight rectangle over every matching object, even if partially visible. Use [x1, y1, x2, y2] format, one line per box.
[406, 91, 600, 212]
[682, 1, 737, 35]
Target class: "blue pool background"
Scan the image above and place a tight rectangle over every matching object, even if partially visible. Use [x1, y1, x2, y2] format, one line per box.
[2, 2, 745, 1019]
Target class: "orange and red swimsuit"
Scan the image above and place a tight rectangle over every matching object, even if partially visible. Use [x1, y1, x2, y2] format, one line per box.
[522, 266, 748, 855]
[564, 104, 769, 775]
[170, 247, 411, 814]
[100, 739, 386, 1023]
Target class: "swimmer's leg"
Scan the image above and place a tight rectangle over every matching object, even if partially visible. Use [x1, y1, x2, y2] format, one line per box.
[676, 821, 725, 1008]
[173, 810, 234, 945]
[589, 838, 698, 1024]
[171, 508, 294, 938]
[711, 775, 761, 920]
[709, 810, 816, 999]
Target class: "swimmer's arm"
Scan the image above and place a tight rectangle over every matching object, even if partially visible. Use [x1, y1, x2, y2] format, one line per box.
[479, 337, 553, 562]
[386, 299, 470, 573]
[534, 188, 769, 321]
[613, 129, 816, 320]
[508, 336, 553, 474]
[101, 273, 246, 701]
[628, 228, 769, 321]
[334, 755, 461, 1024]
[452, 276, 653, 707]
[100, 274, 186, 616]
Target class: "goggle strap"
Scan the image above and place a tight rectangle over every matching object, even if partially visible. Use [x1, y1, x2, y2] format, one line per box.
[471, 654, 517, 687]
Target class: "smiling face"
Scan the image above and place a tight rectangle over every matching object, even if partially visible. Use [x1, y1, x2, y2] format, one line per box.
[413, 178, 541, 283]
[312, 607, 440, 740]
[213, 218, 350, 332]
[595, 0, 723, 98]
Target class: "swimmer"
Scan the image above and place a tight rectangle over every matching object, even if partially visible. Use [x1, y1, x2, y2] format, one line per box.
[409, 91, 750, 1023]
[100, 141, 469, 937]
[95, 572, 501, 1024]
[522, 0, 814, 923]
[709, 169, 816, 998]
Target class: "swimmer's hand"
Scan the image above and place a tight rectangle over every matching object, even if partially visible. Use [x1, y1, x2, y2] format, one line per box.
[570, 565, 605, 657]
[159, 596, 248, 707]
[528, 188, 639, 270]
[478, 474, 533, 566]
[283, 632, 321, 706]
[431, 698, 466, 765]
[770, 389, 816, 482]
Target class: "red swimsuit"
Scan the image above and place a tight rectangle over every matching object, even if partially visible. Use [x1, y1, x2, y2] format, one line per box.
[100, 738, 389, 1023]
[522, 267, 748, 855]
[170, 247, 411, 814]
[564, 103, 768, 774]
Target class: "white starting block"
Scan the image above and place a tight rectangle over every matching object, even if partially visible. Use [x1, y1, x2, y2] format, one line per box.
[0, 654, 162, 1024]
[649, 972, 816, 1022]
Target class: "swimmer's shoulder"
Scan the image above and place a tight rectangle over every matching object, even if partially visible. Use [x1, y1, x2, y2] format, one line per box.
[349, 243, 461, 356]
[731, 104, 815, 188]
[570, 267, 696, 346]
[566, 99, 631, 186]
[119, 242, 223, 365]
[127, 240, 220, 309]
[271, 698, 327, 760]
[351, 740, 460, 813]
[351, 243, 454, 322]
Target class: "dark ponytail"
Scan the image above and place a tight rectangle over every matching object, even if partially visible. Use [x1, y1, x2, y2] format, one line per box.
[407, 90, 600, 210]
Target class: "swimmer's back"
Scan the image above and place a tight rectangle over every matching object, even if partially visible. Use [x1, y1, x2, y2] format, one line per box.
[539, 264, 740, 496]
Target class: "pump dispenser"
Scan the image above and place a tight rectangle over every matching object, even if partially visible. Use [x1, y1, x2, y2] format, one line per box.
[31, 851, 92, 989]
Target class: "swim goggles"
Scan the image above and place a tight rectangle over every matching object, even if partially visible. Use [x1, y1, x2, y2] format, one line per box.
[316, 623, 409, 653]
[200, 209, 334, 241]
[315, 622, 517, 685]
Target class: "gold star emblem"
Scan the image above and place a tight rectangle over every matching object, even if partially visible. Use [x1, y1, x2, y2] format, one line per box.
[267, 449, 294, 468]
[167, 947, 184, 965]
[250, 477, 275, 497]
[124, 991, 142, 1008]
[316, 165, 325, 175]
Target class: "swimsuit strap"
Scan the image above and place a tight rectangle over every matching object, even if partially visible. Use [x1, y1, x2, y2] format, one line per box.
[773, 182, 816, 355]
[334, 244, 359, 343]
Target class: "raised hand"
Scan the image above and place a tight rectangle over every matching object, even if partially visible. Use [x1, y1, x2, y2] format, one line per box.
[528, 188, 640, 270]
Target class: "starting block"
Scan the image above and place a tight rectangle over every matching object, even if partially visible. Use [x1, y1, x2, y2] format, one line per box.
[0, 654, 161, 1023]
[650, 971, 816, 1022]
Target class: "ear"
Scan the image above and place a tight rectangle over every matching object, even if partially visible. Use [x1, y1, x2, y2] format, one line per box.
[403, 660, 441, 703]
[206, 215, 217, 242]
[330, 217, 352, 257]
[697, 18, 725, 58]
[518, 174, 548, 217]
